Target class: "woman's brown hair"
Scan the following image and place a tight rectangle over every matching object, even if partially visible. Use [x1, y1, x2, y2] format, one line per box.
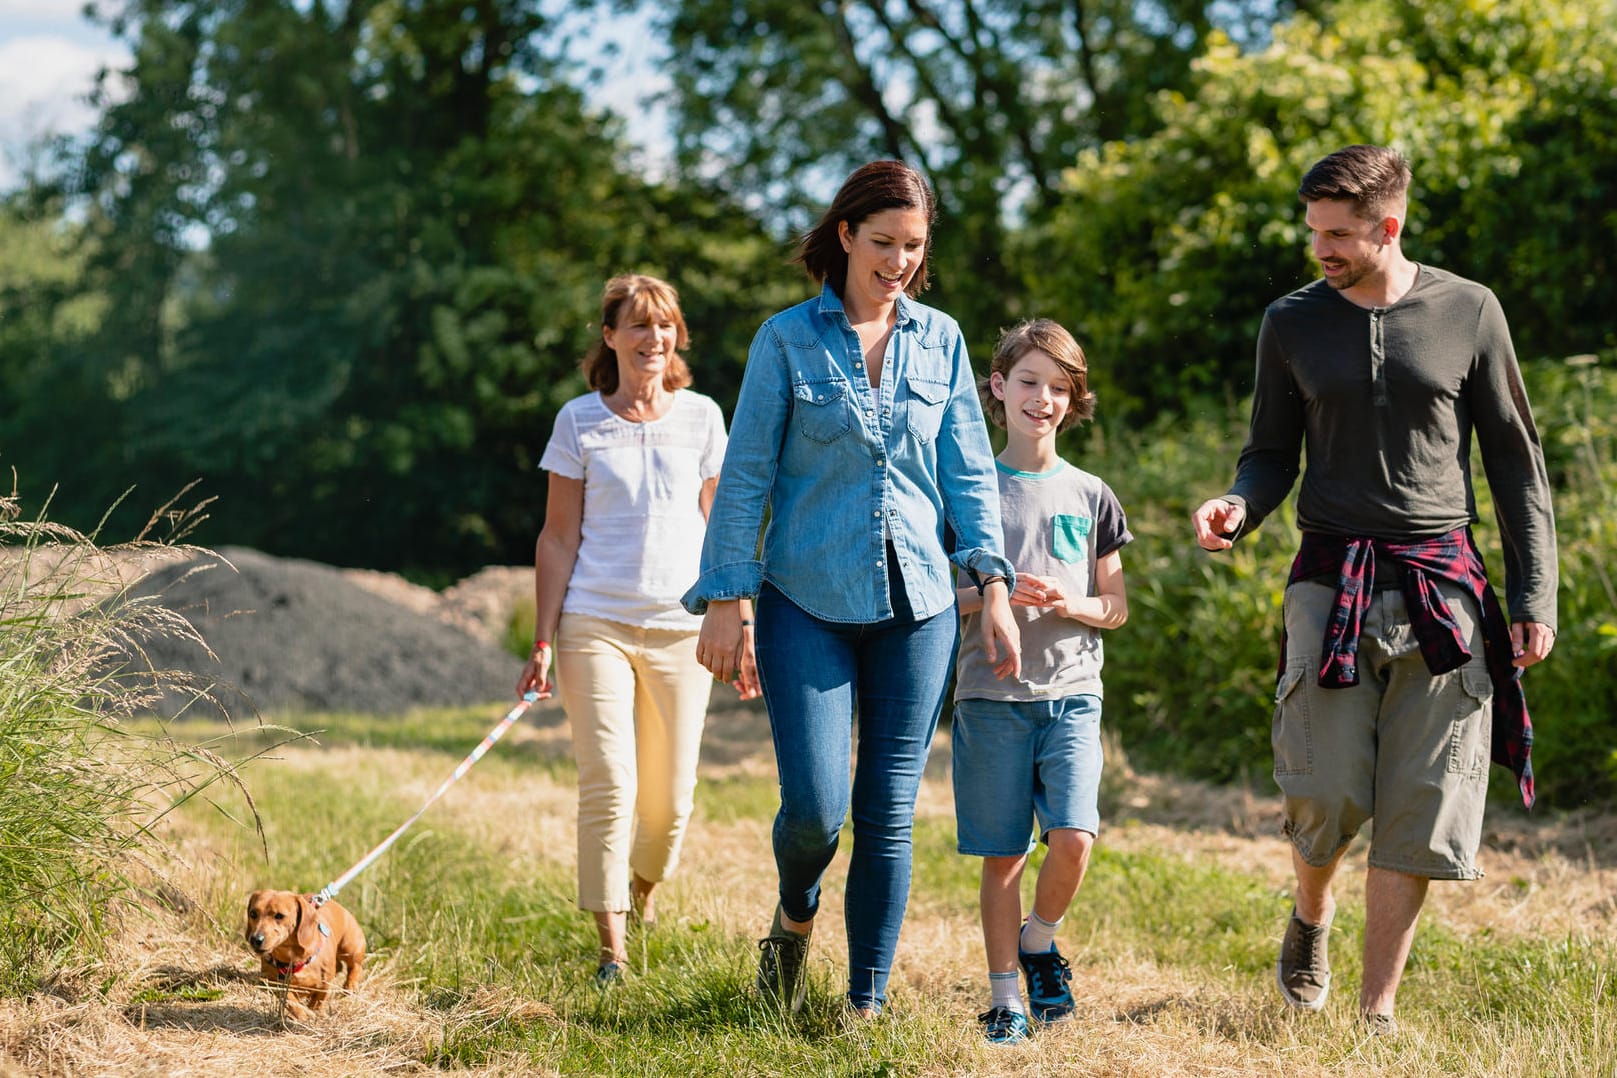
[794, 160, 937, 298]
[582, 274, 693, 394]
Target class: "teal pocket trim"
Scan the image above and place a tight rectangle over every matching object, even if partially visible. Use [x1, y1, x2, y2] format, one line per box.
[1052, 515, 1091, 563]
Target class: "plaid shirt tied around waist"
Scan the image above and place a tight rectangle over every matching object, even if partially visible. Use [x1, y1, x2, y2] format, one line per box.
[1284, 527, 1534, 808]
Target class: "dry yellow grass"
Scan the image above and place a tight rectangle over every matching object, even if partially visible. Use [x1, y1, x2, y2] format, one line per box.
[3, 700, 1612, 1076]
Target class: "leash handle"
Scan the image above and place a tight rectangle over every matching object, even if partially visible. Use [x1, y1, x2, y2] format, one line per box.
[312, 691, 540, 906]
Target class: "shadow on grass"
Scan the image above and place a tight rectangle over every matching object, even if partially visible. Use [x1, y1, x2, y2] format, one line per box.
[122, 1001, 283, 1035]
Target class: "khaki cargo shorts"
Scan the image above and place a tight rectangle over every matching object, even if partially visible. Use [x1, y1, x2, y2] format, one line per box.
[1273, 579, 1494, 881]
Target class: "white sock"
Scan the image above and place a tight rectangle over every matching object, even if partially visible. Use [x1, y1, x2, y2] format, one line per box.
[1019, 910, 1062, 954]
[989, 970, 1024, 1013]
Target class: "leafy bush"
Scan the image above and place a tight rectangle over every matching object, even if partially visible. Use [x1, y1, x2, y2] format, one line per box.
[0, 484, 265, 994]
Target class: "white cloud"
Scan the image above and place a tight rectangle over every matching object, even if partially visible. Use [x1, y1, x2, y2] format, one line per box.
[0, 30, 127, 187]
[0, 0, 102, 21]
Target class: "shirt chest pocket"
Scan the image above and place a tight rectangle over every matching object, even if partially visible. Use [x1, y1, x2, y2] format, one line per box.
[904, 375, 949, 444]
[792, 376, 853, 444]
[1051, 515, 1092, 563]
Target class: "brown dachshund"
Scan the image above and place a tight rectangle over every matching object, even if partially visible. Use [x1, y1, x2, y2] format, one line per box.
[245, 890, 366, 1020]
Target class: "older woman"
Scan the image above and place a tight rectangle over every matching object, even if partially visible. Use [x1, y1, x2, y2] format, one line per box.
[519, 273, 755, 985]
[684, 161, 1020, 1017]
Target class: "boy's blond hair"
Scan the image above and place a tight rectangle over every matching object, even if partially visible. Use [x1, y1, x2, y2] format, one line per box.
[978, 319, 1096, 433]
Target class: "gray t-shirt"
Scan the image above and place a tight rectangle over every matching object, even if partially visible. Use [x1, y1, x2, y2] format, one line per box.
[955, 460, 1132, 701]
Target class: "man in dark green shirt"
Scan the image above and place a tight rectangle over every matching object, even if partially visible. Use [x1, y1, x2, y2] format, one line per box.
[1192, 145, 1558, 1036]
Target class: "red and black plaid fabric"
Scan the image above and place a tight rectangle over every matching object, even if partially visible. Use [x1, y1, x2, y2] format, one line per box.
[1283, 527, 1534, 808]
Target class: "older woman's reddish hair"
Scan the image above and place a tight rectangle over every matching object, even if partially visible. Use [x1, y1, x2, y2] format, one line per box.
[582, 274, 694, 394]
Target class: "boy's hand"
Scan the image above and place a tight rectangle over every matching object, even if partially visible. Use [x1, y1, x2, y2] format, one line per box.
[1010, 573, 1064, 607]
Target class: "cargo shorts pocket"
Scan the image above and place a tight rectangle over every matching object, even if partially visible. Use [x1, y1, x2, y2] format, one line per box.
[1272, 659, 1312, 776]
[1446, 663, 1493, 777]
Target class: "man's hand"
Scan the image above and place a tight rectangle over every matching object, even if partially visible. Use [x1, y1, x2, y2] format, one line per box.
[1511, 621, 1556, 669]
[1192, 498, 1246, 551]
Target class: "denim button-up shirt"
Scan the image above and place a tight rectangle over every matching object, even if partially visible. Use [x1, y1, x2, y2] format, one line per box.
[682, 284, 1013, 623]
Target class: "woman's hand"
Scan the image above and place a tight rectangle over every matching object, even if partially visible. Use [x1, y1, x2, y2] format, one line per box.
[732, 619, 762, 700]
[697, 599, 748, 684]
[517, 643, 554, 700]
[980, 581, 1022, 681]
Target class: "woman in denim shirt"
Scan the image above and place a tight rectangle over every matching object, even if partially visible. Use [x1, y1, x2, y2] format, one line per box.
[682, 160, 1021, 1017]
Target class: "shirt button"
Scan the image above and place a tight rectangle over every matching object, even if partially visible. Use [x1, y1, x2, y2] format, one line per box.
[865, 408, 874, 417]
[873, 510, 881, 518]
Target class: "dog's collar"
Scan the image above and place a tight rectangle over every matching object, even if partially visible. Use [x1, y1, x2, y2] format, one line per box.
[273, 920, 330, 980]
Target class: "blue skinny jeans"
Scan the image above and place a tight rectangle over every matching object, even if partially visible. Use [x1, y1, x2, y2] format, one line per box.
[753, 578, 958, 1012]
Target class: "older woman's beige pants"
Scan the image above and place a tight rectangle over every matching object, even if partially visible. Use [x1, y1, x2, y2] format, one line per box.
[555, 612, 713, 913]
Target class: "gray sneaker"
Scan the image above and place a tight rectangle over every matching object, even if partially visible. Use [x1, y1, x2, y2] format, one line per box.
[1362, 1012, 1399, 1038]
[1276, 909, 1331, 1010]
[756, 907, 811, 1013]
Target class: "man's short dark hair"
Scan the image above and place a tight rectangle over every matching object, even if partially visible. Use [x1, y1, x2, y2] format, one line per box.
[1298, 145, 1412, 222]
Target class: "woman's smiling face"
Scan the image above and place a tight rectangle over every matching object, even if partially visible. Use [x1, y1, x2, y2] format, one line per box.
[837, 207, 929, 312]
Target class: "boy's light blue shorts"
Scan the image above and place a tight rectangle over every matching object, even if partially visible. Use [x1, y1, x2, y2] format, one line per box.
[951, 694, 1104, 857]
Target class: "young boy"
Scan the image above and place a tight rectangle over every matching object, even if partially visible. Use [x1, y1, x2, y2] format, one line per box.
[953, 319, 1131, 1044]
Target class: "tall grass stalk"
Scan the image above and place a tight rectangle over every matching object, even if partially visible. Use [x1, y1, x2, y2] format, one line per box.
[0, 480, 270, 994]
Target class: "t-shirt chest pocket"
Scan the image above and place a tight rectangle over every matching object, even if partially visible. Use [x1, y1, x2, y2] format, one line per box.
[1051, 514, 1092, 563]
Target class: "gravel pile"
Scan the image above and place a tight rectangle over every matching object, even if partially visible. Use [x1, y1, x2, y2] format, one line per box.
[117, 546, 524, 718]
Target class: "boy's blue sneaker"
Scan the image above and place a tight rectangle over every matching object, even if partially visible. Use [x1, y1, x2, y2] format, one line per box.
[978, 1005, 1031, 1044]
[1018, 943, 1075, 1023]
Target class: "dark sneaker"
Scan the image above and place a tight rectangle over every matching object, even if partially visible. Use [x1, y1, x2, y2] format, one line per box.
[1276, 909, 1331, 1011]
[1362, 1012, 1399, 1038]
[594, 960, 626, 989]
[978, 1005, 1031, 1044]
[757, 909, 811, 1014]
[1018, 944, 1075, 1024]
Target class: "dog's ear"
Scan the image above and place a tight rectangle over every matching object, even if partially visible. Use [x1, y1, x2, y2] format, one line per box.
[245, 890, 266, 923]
[295, 893, 321, 952]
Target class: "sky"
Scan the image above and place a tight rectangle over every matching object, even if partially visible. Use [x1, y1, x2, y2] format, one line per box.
[0, 0, 130, 188]
[0, 1, 670, 192]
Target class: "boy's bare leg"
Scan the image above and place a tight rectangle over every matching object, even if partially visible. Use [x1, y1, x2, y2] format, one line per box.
[1030, 829, 1093, 926]
[981, 854, 1029, 970]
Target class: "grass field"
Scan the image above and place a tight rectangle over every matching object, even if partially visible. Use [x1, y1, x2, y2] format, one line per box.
[3, 696, 1614, 1077]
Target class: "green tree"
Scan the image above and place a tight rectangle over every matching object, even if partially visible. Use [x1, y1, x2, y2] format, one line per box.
[636, 0, 1309, 350]
[1031, 0, 1617, 415]
[22, 0, 794, 575]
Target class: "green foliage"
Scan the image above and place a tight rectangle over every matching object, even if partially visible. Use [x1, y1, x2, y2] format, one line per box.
[13, 0, 798, 576]
[1033, 0, 1617, 415]
[644, 0, 1309, 352]
[0, 484, 266, 994]
[1500, 355, 1617, 807]
[503, 595, 537, 660]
